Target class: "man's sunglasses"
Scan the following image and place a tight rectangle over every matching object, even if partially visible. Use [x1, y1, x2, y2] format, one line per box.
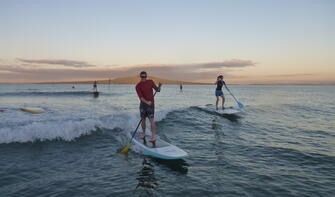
[140, 75, 147, 78]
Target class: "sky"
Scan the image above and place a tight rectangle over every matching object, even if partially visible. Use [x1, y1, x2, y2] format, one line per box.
[0, 0, 334, 84]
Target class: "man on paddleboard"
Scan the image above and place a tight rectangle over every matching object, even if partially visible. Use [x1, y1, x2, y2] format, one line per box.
[93, 81, 98, 92]
[135, 71, 161, 142]
[214, 75, 228, 110]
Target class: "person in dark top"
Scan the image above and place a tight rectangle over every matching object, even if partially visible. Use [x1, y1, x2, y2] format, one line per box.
[214, 75, 227, 110]
[180, 83, 183, 91]
[135, 71, 161, 142]
[93, 81, 98, 92]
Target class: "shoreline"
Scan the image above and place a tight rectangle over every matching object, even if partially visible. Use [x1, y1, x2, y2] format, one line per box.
[1, 83, 334, 85]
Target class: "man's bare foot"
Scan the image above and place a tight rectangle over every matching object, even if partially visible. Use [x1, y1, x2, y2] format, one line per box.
[139, 133, 146, 139]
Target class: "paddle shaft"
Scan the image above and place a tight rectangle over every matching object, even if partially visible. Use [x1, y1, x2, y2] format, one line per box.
[225, 87, 239, 103]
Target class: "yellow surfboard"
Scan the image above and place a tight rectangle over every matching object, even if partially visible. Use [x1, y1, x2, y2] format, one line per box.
[20, 107, 45, 114]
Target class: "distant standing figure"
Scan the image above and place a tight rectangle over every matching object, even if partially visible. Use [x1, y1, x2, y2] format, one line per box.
[180, 84, 183, 91]
[214, 75, 227, 110]
[93, 81, 98, 92]
[72, 85, 75, 89]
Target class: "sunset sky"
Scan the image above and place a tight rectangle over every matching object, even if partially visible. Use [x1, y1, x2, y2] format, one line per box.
[0, 0, 334, 84]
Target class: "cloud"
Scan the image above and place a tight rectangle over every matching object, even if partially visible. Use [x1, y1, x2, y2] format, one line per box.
[121, 59, 255, 79]
[17, 58, 95, 68]
[136, 59, 255, 70]
[0, 58, 255, 82]
[264, 73, 314, 77]
[193, 59, 256, 69]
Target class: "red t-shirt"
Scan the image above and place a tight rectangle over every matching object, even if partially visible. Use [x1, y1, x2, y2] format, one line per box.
[136, 80, 159, 102]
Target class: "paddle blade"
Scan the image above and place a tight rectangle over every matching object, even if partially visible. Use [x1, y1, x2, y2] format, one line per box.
[119, 143, 131, 154]
[237, 102, 244, 109]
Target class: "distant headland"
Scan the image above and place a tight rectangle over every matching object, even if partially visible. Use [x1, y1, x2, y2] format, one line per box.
[37, 76, 212, 85]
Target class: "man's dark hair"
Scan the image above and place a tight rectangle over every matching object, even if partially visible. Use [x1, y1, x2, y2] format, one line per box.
[140, 71, 147, 78]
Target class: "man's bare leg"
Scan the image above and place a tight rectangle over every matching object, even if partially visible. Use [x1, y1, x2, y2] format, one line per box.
[140, 118, 146, 139]
[148, 118, 157, 142]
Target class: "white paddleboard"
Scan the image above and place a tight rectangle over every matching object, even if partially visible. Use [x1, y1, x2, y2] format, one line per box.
[129, 132, 188, 160]
[215, 108, 240, 115]
[20, 107, 45, 114]
[207, 105, 240, 115]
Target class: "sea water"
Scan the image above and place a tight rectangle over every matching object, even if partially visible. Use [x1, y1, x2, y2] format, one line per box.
[0, 84, 334, 196]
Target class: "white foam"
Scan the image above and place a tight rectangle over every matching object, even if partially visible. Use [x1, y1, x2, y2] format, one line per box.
[0, 107, 179, 144]
[0, 119, 101, 144]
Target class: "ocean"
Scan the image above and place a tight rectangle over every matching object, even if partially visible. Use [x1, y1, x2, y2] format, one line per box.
[0, 84, 334, 197]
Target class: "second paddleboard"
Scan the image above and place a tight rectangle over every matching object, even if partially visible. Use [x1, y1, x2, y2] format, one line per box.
[20, 107, 45, 114]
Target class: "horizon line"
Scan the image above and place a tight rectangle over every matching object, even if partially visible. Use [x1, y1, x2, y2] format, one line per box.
[1, 82, 334, 86]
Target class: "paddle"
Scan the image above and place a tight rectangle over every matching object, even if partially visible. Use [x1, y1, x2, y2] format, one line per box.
[119, 83, 161, 154]
[225, 86, 244, 109]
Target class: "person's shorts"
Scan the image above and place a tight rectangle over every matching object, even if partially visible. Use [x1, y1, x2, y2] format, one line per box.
[140, 102, 155, 119]
[215, 90, 224, 96]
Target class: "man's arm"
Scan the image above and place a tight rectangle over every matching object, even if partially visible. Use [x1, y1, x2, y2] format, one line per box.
[140, 97, 151, 105]
[152, 81, 161, 92]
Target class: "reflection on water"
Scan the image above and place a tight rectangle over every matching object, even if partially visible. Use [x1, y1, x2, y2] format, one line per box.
[134, 157, 189, 196]
[135, 158, 158, 196]
[135, 157, 189, 189]
[212, 116, 223, 131]
[151, 158, 189, 175]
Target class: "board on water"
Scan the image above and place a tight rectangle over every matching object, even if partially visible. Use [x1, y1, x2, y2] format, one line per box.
[129, 132, 188, 160]
[215, 108, 240, 115]
[93, 91, 99, 97]
[20, 107, 45, 114]
[207, 105, 241, 115]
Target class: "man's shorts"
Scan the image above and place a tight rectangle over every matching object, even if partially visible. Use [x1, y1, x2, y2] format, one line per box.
[215, 90, 224, 96]
[140, 102, 155, 119]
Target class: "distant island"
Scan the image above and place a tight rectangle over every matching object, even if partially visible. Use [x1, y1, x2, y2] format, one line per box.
[37, 76, 211, 85]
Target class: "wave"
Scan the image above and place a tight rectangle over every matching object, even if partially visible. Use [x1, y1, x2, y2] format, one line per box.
[283, 104, 333, 116]
[0, 107, 182, 144]
[0, 91, 117, 97]
[0, 119, 100, 144]
[301, 129, 335, 138]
